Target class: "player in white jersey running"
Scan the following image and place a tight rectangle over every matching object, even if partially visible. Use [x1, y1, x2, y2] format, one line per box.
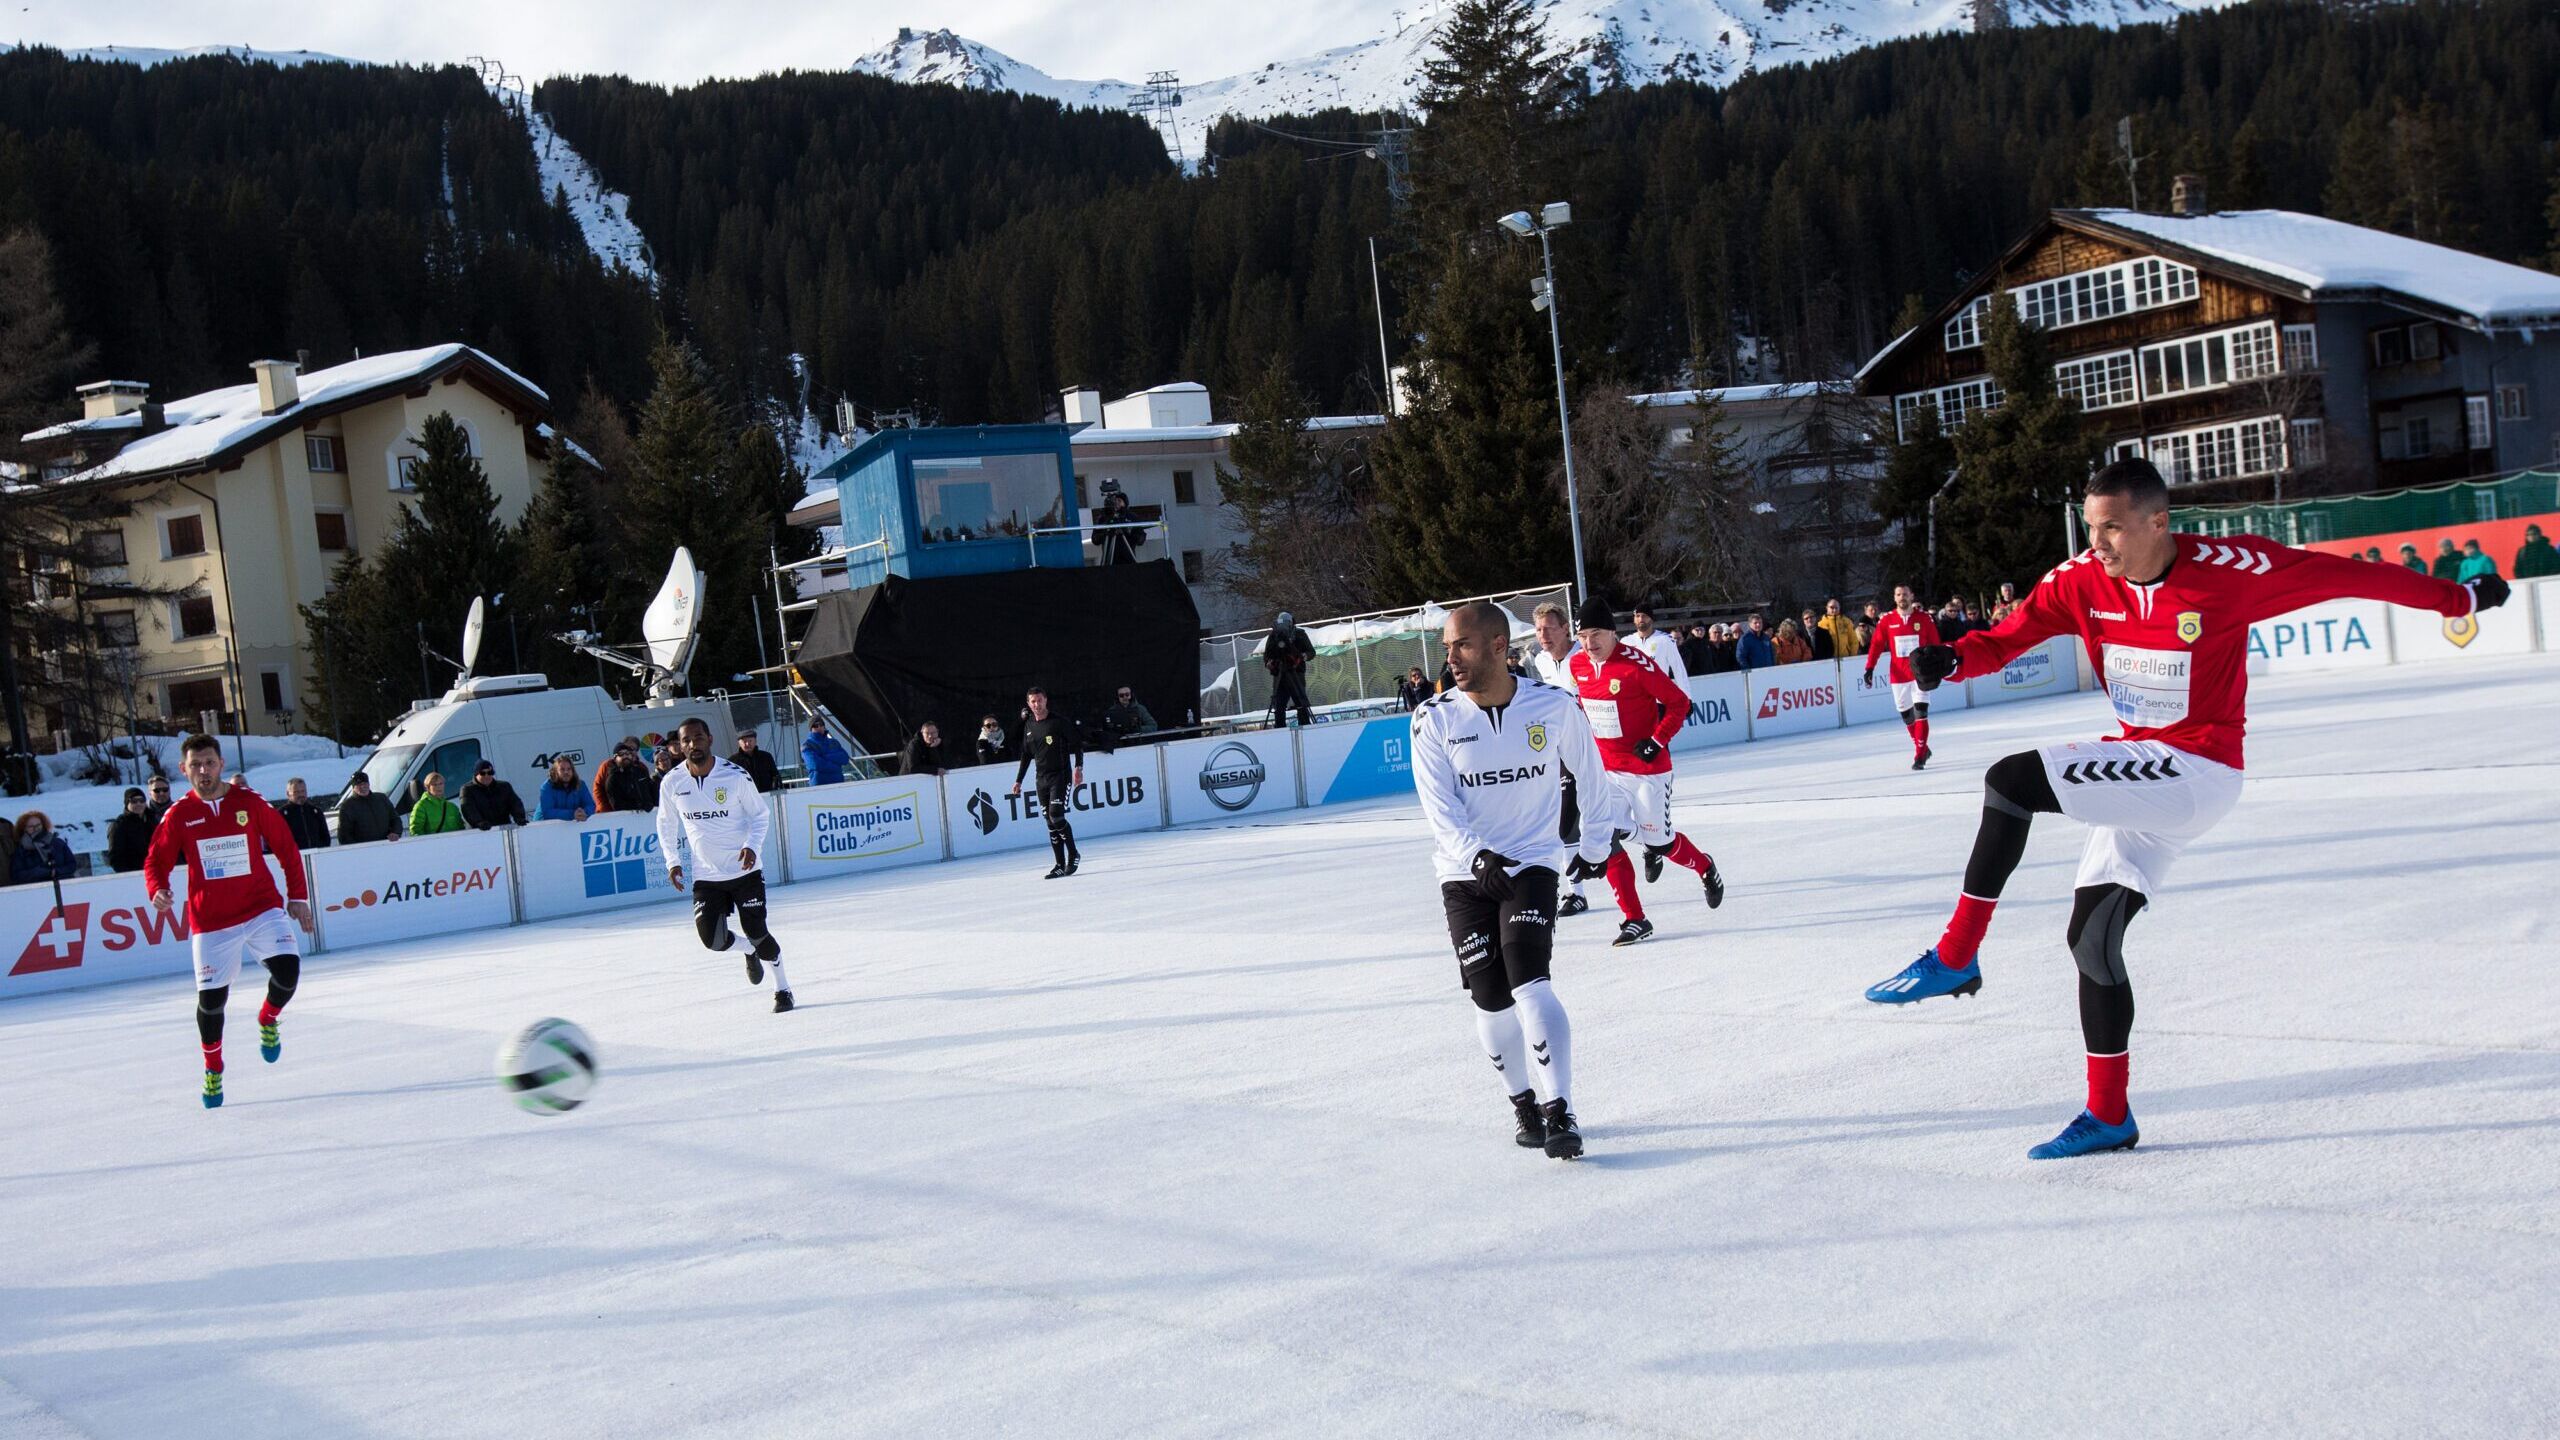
[1525, 601, 1594, 917]
[1413, 602, 1617, 1158]
[657, 717, 793, 1012]
[1626, 603, 1689, 685]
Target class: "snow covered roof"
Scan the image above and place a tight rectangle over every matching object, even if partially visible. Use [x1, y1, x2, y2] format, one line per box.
[1629, 383, 1828, 408]
[35, 344, 548, 487]
[2068, 209, 2560, 330]
[1064, 413, 1386, 447]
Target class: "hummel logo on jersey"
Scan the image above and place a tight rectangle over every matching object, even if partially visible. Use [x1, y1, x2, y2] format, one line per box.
[1533, 1040, 1551, 1066]
[2192, 541, 2273, 575]
[1448, 734, 1477, 745]
[2089, 608, 2126, 621]
[2058, 755, 2181, 784]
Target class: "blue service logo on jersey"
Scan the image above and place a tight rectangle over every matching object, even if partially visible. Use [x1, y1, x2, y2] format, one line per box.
[580, 827, 661, 898]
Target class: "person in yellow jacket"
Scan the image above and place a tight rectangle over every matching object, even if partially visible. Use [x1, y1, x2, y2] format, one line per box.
[407, 770, 467, 835]
[1815, 598, 1862, 662]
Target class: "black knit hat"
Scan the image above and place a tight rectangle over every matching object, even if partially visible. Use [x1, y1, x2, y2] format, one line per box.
[1573, 596, 1617, 633]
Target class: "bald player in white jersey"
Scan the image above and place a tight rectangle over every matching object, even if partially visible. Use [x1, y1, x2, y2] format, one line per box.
[1413, 601, 1617, 1159]
[657, 716, 794, 1012]
[1525, 600, 1595, 917]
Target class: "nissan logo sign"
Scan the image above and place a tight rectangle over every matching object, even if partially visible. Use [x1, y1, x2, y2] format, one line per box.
[1198, 741, 1267, 811]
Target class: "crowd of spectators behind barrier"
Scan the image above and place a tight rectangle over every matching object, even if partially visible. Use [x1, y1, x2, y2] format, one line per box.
[2357, 527, 2556, 581]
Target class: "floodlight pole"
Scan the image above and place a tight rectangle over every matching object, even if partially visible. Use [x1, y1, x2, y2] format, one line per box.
[1505, 208, 1590, 605]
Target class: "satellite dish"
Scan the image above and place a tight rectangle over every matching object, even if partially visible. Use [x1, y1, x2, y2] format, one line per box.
[460, 596, 486, 677]
[641, 547, 704, 679]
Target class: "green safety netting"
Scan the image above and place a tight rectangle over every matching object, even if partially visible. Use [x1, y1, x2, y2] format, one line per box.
[1200, 586, 1570, 720]
[2171, 471, 2560, 544]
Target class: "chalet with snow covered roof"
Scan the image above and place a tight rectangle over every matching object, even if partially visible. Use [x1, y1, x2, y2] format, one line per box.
[1856, 192, 2560, 498]
[16, 344, 569, 742]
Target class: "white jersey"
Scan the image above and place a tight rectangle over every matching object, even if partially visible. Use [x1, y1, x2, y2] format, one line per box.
[1412, 677, 1615, 884]
[1630, 629, 1688, 685]
[1528, 644, 1579, 688]
[654, 759, 772, 883]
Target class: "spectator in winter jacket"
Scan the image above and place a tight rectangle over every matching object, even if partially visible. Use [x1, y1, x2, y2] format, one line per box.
[2516, 524, 2560, 579]
[535, 756, 592, 822]
[1100, 686, 1158, 740]
[1734, 614, 1777, 670]
[334, 772, 401, 843]
[975, 715, 1011, 767]
[407, 771, 466, 835]
[461, 760, 528, 829]
[1263, 611, 1317, 727]
[1398, 666, 1434, 711]
[8, 811, 75, 885]
[1816, 598, 1861, 662]
[2399, 543, 2427, 574]
[144, 774, 173, 828]
[2431, 538, 2465, 581]
[276, 777, 332, 852]
[2456, 538, 2500, 582]
[898, 721, 956, 777]
[801, 720, 852, 787]
[649, 747, 681, 805]
[594, 745, 655, 813]
[106, 787, 155, 872]
[728, 730, 781, 793]
[1772, 619, 1816, 665]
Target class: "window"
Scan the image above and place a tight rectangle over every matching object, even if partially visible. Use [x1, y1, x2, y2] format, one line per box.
[1172, 469, 1197, 505]
[2053, 351, 2137, 411]
[1181, 549, 1205, 583]
[2016, 266, 2128, 331]
[2403, 415, 2434, 457]
[1893, 376, 2006, 441]
[260, 670, 287, 713]
[174, 594, 217, 639]
[2288, 418, 2327, 470]
[2370, 327, 2410, 367]
[2497, 384, 2529, 421]
[2127, 257, 2200, 310]
[393, 455, 422, 491]
[166, 677, 226, 724]
[2282, 324, 2320, 373]
[79, 529, 127, 566]
[1944, 296, 1989, 351]
[304, 435, 340, 472]
[2466, 395, 2493, 451]
[96, 611, 138, 649]
[162, 512, 206, 559]
[2139, 322, 2278, 400]
[2106, 438, 2146, 464]
[2145, 415, 2288, 485]
[423, 739, 485, 803]
[2409, 323, 2442, 362]
[1073, 474, 1088, 509]
[314, 511, 350, 552]
[2229, 325, 2281, 381]
[912, 453, 1065, 544]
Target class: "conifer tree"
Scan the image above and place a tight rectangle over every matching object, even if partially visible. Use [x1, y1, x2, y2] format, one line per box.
[1215, 355, 1378, 617]
[1942, 298, 2096, 597]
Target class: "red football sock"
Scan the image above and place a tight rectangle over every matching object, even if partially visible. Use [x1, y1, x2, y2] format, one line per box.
[258, 1000, 281, 1026]
[201, 1042, 223, 1075]
[1662, 834, 1711, 874]
[2086, 1051, 2130, 1126]
[1913, 717, 1930, 747]
[1604, 850, 1645, 921]
[1937, 893, 1996, 968]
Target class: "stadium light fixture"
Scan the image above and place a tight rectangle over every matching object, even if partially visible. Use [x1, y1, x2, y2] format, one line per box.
[1495, 202, 1589, 605]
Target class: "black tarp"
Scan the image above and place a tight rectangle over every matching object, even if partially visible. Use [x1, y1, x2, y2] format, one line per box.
[793, 561, 1202, 758]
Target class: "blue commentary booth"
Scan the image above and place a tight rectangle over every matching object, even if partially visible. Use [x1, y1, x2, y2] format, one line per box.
[795, 424, 1200, 758]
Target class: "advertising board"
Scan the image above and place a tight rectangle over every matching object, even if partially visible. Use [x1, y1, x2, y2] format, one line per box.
[780, 776, 945, 876]
[0, 869, 209, 999]
[308, 830, 513, 951]
[1296, 714, 1418, 805]
[942, 746, 1163, 859]
[516, 812, 684, 922]
[1743, 661, 1844, 740]
[1668, 672, 1750, 750]
[1841, 664, 1970, 726]
[2541, 577, 2560, 656]
[2246, 599, 2394, 673]
[1967, 636, 2081, 707]
[2388, 590, 2537, 664]
[1159, 732, 1304, 826]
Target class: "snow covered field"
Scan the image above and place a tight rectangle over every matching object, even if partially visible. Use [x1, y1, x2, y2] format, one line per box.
[4, 656, 2556, 1438]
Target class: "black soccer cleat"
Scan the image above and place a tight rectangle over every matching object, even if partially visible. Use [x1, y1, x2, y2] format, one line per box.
[1557, 893, 1589, 918]
[1065, 854, 1080, 875]
[745, 950, 764, 986]
[1510, 1089, 1546, 1148]
[1539, 1099, 1582, 1160]
[1042, 864, 1068, 879]
[772, 989, 795, 1014]
[1701, 858, 1725, 909]
[1612, 918, 1655, 947]
[1643, 848, 1665, 884]
[1914, 744, 1933, 771]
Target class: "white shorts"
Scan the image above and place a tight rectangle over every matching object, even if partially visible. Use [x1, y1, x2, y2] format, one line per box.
[1891, 680, 1923, 713]
[192, 909, 302, 992]
[2036, 740, 2243, 895]
[1601, 768, 1677, 848]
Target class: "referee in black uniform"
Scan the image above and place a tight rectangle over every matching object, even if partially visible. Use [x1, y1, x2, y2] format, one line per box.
[1007, 686, 1086, 878]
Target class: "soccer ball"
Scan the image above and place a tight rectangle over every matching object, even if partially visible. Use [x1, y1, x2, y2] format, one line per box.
[497, 1018, 598, 1115]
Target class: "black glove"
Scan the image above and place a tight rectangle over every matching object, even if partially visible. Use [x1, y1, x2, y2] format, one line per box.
[1860, 668, 1875, 689]
[2466, 574, 2510, 613]
[1565, 852, 1608, 882]
[1632, 738, 1664, 763]
[1908, 644, 1959, 692]
[1470, 849, 1517, 899]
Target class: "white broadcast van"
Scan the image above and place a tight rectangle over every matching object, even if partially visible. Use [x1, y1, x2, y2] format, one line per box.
[335, 675, 775, 812]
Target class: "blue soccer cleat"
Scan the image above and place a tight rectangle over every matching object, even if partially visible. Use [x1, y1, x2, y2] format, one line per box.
[259, 1021, 281, 1063]
[2028, 1109, 2140, 1160]
[201, 1071, 224, 1109]
[1864, 948, 1982, 1004]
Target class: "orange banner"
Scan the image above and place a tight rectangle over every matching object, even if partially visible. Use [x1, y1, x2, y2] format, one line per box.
[2296, 512, 2560, 576]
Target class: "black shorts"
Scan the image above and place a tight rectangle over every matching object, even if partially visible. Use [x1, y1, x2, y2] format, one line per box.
[1441, 867, 1559, 1003]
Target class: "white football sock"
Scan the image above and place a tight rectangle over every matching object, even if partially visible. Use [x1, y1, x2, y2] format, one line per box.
[1511, 979, 1571, 1105]
[1473, 1005, 1528, 1096]
[766, 957, 790, 993]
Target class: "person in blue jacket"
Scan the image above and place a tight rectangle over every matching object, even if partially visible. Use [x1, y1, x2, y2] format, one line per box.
[1733, 612, 1778, 670]
[9, 811, 78, 885]
[535, 755, 592, 822]
[800, 719, 851, 787]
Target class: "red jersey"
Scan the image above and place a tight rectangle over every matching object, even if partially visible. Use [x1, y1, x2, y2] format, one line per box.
[1864, 606, 1942, 684]
[142, 784, 309, 934]
[1568, 642, 1688, 775]
[1953, 532, 2470, 770]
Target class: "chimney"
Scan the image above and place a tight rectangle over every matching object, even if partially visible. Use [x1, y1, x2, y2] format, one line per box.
[76, 380, 150, 421]
[1060, 386, 1104, 428]
[2171, 174, 2206, 217]
[252, 358, 301, 415]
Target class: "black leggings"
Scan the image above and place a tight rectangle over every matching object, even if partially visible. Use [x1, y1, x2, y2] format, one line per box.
[196, 954, 300, 1045]
[1961, 750, 2062, 898]
[1966, 750, 2144, 1053]
[692, 873, 780, 960]
[1443, 869, 1561, 1012]
[1037, 775, 1079, 865]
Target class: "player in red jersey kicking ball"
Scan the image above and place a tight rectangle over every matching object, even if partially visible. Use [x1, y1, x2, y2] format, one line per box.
[143, 734, 313, 1108]
[1864, 459, 2508, 1158]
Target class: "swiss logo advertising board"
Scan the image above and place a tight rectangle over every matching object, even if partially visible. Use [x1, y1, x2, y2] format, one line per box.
[11, 898, 192, 976]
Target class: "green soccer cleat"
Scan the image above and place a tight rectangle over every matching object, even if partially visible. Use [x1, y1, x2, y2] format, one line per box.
[260, 1022, 281, 1063]
[202, 1071, 224, 1108]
